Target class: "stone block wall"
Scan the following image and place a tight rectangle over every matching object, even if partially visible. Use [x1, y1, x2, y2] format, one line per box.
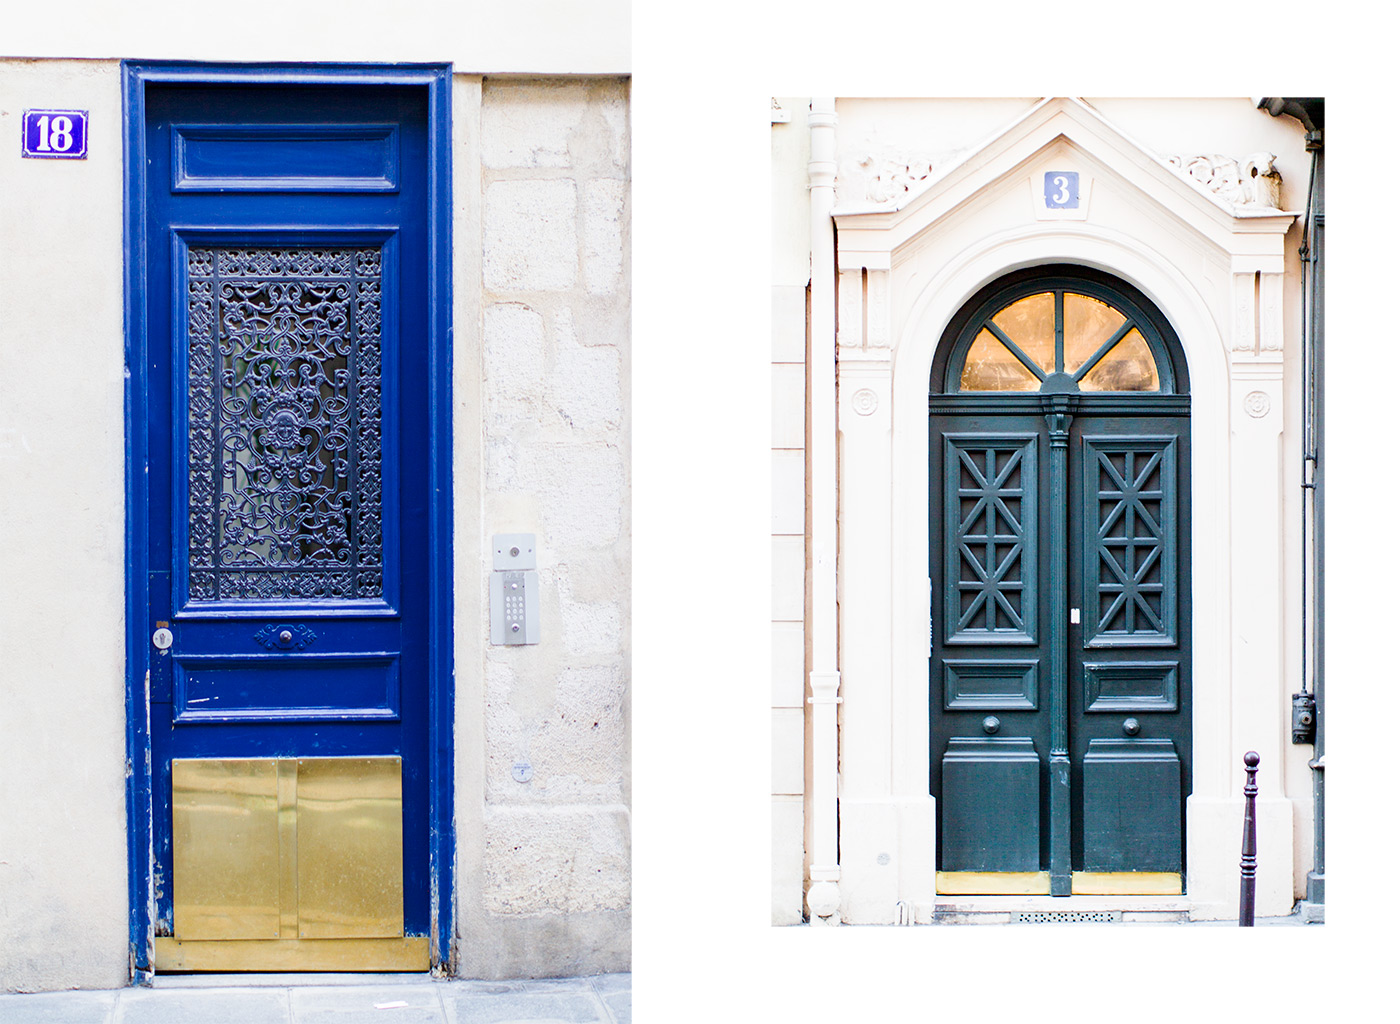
[458, 77, 631, 976]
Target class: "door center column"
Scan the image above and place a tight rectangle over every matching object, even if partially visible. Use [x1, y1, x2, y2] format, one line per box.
[1041, 391, 1077, 896]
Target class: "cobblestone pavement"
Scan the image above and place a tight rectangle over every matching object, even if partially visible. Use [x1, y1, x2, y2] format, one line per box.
[0, 973, 630, 1024]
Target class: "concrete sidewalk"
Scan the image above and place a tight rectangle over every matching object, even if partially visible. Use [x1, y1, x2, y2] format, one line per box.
[0, 973, 630, 1024]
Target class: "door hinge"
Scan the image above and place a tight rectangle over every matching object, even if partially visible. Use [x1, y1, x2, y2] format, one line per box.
[927, 576, 934, 650]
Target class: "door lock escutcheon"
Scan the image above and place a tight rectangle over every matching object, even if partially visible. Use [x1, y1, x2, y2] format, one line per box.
[152, 627, 174, 651]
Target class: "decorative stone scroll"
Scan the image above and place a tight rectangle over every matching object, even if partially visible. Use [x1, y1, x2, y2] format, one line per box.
[845, 153, 937, 206]
[1165, 153, 1282, 209]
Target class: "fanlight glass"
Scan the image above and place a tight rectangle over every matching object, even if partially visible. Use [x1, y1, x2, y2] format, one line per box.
[957, 289, 1161, 392]
[1063, 293, 1127, 375]
[1079, 328, 1159, 392]
[990, 292, 1055, 376]
[961, 329, 1041, 392]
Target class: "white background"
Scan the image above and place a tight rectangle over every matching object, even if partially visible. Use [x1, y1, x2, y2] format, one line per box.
[5, 1, 1392, 1018]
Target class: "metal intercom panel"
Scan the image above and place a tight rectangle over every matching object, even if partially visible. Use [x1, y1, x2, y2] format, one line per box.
[490, 534, 539, 645]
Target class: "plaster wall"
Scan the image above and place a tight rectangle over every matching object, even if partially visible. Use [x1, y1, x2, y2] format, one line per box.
[4, 1, 630, 74]
[770, 101, 810, 925]
[0, 62, 629, 990]
[0, 58, 130, 993]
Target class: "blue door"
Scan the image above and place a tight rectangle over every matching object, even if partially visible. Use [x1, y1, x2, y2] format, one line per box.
[129, 70, 450, 972]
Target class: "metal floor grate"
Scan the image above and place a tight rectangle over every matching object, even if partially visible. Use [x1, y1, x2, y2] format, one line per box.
[1014, 911, 1121, 924]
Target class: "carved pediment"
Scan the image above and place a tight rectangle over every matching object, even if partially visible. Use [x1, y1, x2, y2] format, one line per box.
[832, 100, 1298, 266]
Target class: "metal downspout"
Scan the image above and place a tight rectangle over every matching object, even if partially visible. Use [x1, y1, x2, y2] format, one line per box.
[1304, 134, 1324, 914]
[1258, 97, 1324, 918]
[805, 98, 842, 924]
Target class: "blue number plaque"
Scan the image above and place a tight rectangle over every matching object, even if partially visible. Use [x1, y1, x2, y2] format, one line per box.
[22, 109, 88, 160]
[1044, 171, 1079, 209]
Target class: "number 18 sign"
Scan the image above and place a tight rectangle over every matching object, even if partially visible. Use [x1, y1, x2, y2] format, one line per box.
[22, 109, 88, 159]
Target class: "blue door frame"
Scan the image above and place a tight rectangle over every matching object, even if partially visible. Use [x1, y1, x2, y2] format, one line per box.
[122, 62, 454, 973]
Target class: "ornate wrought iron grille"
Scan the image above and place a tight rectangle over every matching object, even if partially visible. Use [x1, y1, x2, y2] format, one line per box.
[186, 247, 383, 600]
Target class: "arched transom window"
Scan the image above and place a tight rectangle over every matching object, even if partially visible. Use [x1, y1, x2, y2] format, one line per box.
[956, 288, 1165, 393]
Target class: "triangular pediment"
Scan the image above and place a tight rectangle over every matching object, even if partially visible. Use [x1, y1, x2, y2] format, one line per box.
[833, 97, 1296, 265]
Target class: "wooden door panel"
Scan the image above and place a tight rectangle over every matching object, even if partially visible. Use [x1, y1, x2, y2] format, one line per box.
[932, 406, 1190, 888]
[144, 83, 433, 969]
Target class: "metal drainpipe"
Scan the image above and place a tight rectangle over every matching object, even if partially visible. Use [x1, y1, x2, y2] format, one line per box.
[1258, 97, 1324, 916]
[805, 98, 842, 924]
[1304, 132, 1324, 913]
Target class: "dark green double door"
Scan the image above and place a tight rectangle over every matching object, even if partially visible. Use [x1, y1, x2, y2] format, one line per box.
[930, 397, 1190, 895]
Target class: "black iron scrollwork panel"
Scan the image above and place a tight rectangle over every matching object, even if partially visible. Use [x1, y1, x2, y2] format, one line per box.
[187, 247, 383, 601]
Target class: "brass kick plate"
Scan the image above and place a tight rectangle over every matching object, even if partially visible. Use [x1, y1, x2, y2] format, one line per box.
[935, 871, 1183, 896]
[153, 936, 429, 972]
[1071, 871, 1183, 895]
[936, 871, 1052, 895]
[168, 756, 417, 971]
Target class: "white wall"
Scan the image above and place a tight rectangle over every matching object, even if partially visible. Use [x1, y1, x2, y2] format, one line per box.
[4, 1, 630, 73]
[0, 58, 129, 993]
[770, 99, 809, 925]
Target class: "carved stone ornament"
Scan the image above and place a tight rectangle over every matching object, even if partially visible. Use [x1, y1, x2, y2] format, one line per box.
[847, 153, 937, 206]
[1165, 152, 1282, 209]
[851, 388, 879, 416]
[1244, 391, 1271, 419]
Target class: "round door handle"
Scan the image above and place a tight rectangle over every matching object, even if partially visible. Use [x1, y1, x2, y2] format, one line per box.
[982, 716, 1001, 735]
[279, 630, 293, 644]
[1122, 718, 1141, 736]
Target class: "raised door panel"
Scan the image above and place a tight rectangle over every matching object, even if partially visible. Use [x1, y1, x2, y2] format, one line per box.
[1069, 417, 1191, 882]
[931, 417, 1050, 884]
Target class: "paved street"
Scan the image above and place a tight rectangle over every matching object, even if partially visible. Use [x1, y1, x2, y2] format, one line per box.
[0, 973, 630, 1024]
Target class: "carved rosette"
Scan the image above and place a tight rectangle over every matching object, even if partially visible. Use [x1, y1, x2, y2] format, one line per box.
[1244, 391, 1271, 419]
[851, 388, 879, 416]
[1166, 152, 1282, 209]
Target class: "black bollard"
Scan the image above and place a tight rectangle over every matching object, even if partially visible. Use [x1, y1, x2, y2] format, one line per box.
[1239, 751, 1260, 926]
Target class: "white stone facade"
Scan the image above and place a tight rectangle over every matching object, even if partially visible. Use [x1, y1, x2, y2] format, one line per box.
[0, 58, 629, 990]
[771, 97, 1317, 926]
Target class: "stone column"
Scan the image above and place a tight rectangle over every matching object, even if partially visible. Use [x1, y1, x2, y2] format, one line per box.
[1188, 258, 1294, 919]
